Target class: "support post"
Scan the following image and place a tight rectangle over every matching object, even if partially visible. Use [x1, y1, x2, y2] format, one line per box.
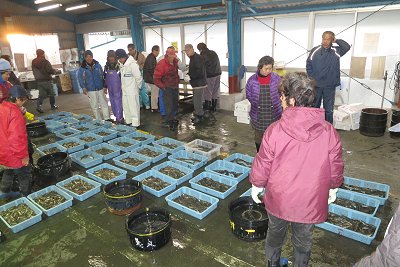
[129, 13, 144, 52]
[76, 33, 85, 62]
[227, 0, 241, 94]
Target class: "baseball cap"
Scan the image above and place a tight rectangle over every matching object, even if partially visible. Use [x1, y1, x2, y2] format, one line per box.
[166, 47, 178, 56]
[115, 49, 128, 59]
[0, 58, 11, 72]
[8, 85, 28, 99]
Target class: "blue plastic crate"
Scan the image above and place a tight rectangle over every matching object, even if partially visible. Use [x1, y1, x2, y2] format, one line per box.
[73, 114, 93, 124]
[152, 161, 194, 185]
[56, 137, 85, 153]
[341, 176, 390, 205]
[52, 111, 73, 119]
[205, 160, 250, 182]
[44, 120, 65, 133]
[152, 137, 185, 154]
[90, 143, 121, 160]
[87, 120, 113, 129]
[0, 197, 43, 233]
[56, 175, 101, 201]
[70, 149, 103, 168]
[331, 189, 380, 216]
[224, 153, 254, 169]
[36, 143, 67, 156]
[113, 152, 152, 172]
[71, 123, 97, 134]
[240, 187, 265, 198]
[27, 185, 73, 217]
[126, 131, 155, 146]
[165, 186, 219, 220]
[168, 150, 208, 170]
[315, 204, 381, 245]
[189, 171, 238, 199]
[54, 127, 81, 139]
[77, 132, 103, 147]
[91, 127, 118, 142]
[58, 117, 80, 127]
[108, 137, 141, 152]
[133, 170, 177, 197]
[132, 145, 168, 163]
[86, 163, 127, 185]
[184, 139, 222, 161]
[38, 114, 57, 122]
[113, 124, 136, 136]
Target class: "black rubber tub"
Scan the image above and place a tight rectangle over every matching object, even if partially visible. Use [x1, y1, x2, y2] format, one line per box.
[229, 196, 269, 242]
[37, 152, 71, 178]
[359, 108, 388, 137]
[103, 180, 142, 216]
[390, 110, 400, 138]
[26, 122, 48, 138]
[126, 208, 171, 252]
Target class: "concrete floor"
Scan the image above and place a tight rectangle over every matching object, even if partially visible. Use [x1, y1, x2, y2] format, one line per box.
[0, 93, 399, 267]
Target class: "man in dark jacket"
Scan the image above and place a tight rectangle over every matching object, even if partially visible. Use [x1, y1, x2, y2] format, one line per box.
[184, 44, 207, 124]
[143, 45, 160, 112]
[32, 49, 61, 113]
[197, 42, 221, 112]
[306, 31, 350, 123]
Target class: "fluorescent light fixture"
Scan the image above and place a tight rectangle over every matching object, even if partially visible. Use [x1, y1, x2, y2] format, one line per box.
[38, 3, 62, 11]
[65, 4, 89, 11]
[34, 0, 52, 4]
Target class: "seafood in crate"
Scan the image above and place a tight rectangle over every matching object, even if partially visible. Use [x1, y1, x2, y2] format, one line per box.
[33, 191, 66, 210]
[75, 126, 91, 132]
[175, 157, 201, 165]
[120, 157, 145, 166]
[0, 203, 36, 226]
[334, 198, 375, 214]
[231, 158, 252, 168]
[158, 143, 178, 150]
[95, 148, 114, 155]
[189, 144, 212, 152]
[340, 184, 386, 198]
[326, 212, 376, 236]
[43, 147, 61, 154]
[142, 176, 171, 191]
[158, 166, 185, 179]
[214, 169, 242, 178]
[93, 168, 121, 181]
[115, 141, 133, 148]
[80, 136, 97, 142]
[173, 194, 211, 213]
[196, 177, 230, 192]
[62, 179, 95, 195]
[62, 141, 81, 149]
[136, 147, 161, 158]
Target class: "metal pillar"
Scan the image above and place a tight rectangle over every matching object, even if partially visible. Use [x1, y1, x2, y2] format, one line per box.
[76, 33, 85, 62]
[130, 13, 144, 52]
[227, 0, 241, 94]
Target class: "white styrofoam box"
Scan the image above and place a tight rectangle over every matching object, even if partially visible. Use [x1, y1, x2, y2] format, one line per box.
[338, 103, 364, 124]
[237, 116, 250, 124]
[234, 109, 249, 117]
[334, 117, 351, 131]
[29, 89, 39, 100]
[351, 123, 360, 130]
[234, 99, 251, 112]
[333, 110, 349, 122]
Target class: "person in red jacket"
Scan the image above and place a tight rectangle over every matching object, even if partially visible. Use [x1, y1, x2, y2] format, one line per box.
[249, 72, 344, 267]
[0, 85, 32, 199]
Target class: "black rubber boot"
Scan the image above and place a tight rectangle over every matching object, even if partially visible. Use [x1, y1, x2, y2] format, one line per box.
[211, 99, 218, 112]
[192, 115, 204, 125]
[267, 260, 280, 267]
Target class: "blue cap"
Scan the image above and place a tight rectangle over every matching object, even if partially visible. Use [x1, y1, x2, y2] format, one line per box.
[115, 49, 128, 59]
[8, 85, 28, 98]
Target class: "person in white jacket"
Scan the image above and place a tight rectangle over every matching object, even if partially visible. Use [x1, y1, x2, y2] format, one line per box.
[115, 49, 142, 127]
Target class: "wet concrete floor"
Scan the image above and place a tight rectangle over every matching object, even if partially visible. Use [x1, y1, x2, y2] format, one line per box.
[0, 93, 399, 267]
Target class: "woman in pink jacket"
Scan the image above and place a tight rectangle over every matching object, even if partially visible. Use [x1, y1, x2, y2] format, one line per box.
[249, 72, 344, 267]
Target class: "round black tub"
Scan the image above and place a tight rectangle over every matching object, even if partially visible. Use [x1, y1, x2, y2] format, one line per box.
[126, 208, 171, 251]
[103, 180, 142, 215]
[359, 108, 388, 137]
[37, 152, 71, 178]
[390, 110, 400, 138]
[26, 122, 48, 138]
[229, 196, 269, 242]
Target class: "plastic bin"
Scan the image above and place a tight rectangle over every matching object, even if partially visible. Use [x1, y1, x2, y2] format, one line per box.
[44, 120, 65, 133]
[87, 120, 113, 129]
[54, 127, 81, 139]
[52, 111, 73, 119]
[184, 139, 222, 161]
[165, 186, 219, 220]
[108, 137, 141, 152]
[168, 150, 208, 170]
[56, 175, 101, 201]
[152, 161, 194, 185]
[224, 153, 254, 169]
[38, 114, 57, 122]
[36, 143, 67, 156]
[315, 204, 381, 245]
[73, 114, 93, 124]
[71, 123, 97, 134]
[189, 171, 238, 199]
[56, 137, 85, 153]
[342, 176, 390, 205]
[205, 160, 250, 182]
[27, 185, 73, 217]
[113, 124, 136, 136]
[77, 132, 103, 147]
[58, 117, 80, 127]
[152, 137, 185, 154]
[332, 189, 381, 216]
[90, 143, 121, 161]
[0, 197, 42, 233]
[132, 145, 168, 163]
[70, 149, 103, 168]
[126, 131, 156, 146]
[113, 152, 152, 172]
[86, 163, 127, 185]
[133, 170, 177, 197]
[91, 127, 118, 142]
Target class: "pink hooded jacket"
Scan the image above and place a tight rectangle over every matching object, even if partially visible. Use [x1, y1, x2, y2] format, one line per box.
[249, 107, 344, 224]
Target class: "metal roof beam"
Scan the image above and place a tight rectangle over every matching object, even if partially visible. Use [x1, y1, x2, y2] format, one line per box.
[77, 9, 126, 24]
[98, 0, 135, 14]
[239, 0, 257, 14]
[139, 0, 222, 13]
[142, 13, 164, 24]
[143, 14, 225, 27]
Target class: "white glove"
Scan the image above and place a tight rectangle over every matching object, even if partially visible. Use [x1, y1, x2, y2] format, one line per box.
[328, 188, 338, 204]
[183, 74, 190, 82]
[251, 185, 264, 204]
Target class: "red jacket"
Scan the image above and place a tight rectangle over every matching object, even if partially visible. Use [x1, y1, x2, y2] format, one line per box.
[249, 107, 344, 224]
[0, 101, 29, 168]
[0, 80, 12, 103]
[153, 57, 180, 89]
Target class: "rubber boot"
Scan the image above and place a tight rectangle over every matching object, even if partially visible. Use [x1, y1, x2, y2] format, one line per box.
[192, 115, 204, 125]
[268, 260, 280, 267]
[211, 99, 218, 112]
[36, 98, 44, 113]
[50, 96, 58, 110]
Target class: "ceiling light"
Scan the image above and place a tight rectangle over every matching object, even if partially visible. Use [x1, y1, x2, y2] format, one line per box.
[65, 4, 89, 11]
[34, 0, 52, 4]
[38, 3, 62, 11]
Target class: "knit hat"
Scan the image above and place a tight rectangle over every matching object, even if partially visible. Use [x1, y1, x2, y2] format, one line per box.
[84, 50, 93, 58]
[166, 47, 178, 56]
[115, 49, 128, 59]
[36, 49, 45, 56]
[107, 50, 116, 58]
[0, 58, 11, 72]
[8, 85, 28, 98]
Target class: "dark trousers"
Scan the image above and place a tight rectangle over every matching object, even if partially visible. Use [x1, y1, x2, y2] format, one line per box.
[162, 87, 179, 123]
[1, 166, 32, 196]
[266, 213, 314, 267]
[37, 81, 55, 108]
[314, 86, 335, 124]
[193, 87, 205, 116]
[254, 129, 264, 152]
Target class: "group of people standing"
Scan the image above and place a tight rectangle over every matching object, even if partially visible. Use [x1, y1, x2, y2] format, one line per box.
[77, 42, 221, 130]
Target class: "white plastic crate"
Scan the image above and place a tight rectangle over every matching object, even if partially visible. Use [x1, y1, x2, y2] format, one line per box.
[234, 99, 251, 112]
[184, 139, 222, 161]
[233, 109, 249, 117]
[236, 116, 250, 124]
